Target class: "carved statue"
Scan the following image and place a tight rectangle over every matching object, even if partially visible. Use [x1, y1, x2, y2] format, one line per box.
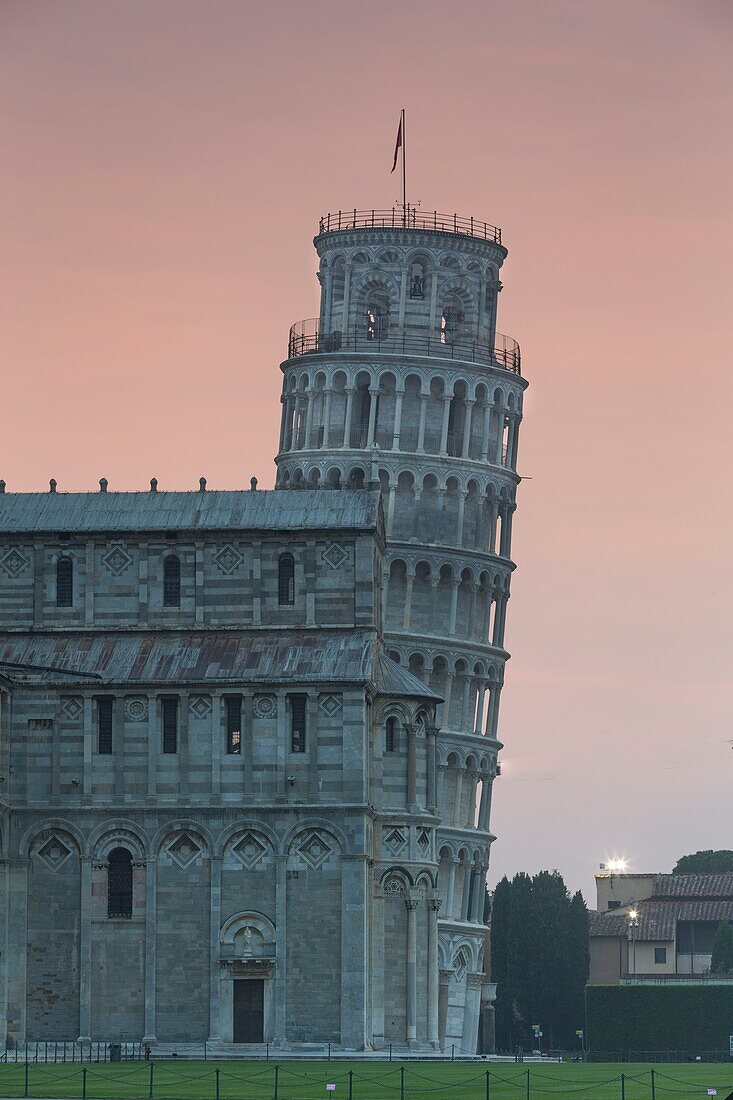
[241, 926, 253, 956]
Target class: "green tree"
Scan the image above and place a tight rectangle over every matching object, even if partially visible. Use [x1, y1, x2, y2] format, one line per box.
[490, 877, 512, 1049]
[673, 850, 733, 874]
[527, 871, 569, 1047]
[564, 891, 590, 1044]
[711, 922, 733, 974]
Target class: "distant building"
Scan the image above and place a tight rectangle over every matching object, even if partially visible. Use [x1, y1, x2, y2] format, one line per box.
[590, 871, 733, 983]
[0, 204, 525, 1052]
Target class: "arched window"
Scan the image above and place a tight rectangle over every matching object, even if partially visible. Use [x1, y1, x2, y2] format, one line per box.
[56, 556, 73, 607]
[278, 553, 295, 605]
[163, 555, 181, 608]
[107, 847, 133, 919]
[366, 294, 389, 341]
[441, 297, 465, 344]
[409, 262, 425, 299]
[385, 716, 398, 753]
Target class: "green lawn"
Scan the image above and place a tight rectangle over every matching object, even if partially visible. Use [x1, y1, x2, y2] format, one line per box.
[0, 1060, 732, 1100]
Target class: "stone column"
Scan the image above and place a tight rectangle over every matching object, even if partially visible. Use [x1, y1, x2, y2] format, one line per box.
[417, 395, 428, 452]
[278, 394, 288, 453]
[478, 779, 491, 832]
[178, 691, 189, 797]
[480, 403, 492, 462]
[456, 491, 467, 548]
[402, 568, 415, 631]
[481, 983, 497, 1054]
[392, 388, 404, 449]
[243, 693, 254, 799]
[429, 270, 439, 334]
[367, 388, 379, 446]
[77, 857, 92, 1044]
[83, 695, 93, 799]
[452, 768, 464, 828]
[386, 486, 397, 536]
[307, 692, 319, 799]
[464, 773, 478, 828]
[405, 897, 418, 1044]
[438, 969, 452, 1052]
[406, 723, 418, 810]
[343, 387, 355, 449]
[426, 726, 438, 813]
[488, 500, 499, 554]
[321, 388, 333, 448]
[467, 585, 478, 641]
[487, 686, 501, 738]
[471, 865, 485, 921]
[463, 973, 484, 1053]
[473, 685, 486, 735]
[478, 281, 487, 342]
[398, 266, 408, 330]
[427, 897, 441, 1049]
[142, 856, 157, 1044]
[437, 762, 448, 810]
[440, 396, 452, 456]
[114, 695, 125, 800]
[411, 488, 422, 540]
[493, 407, 506, 466]
[323, 270, 333, 333]
[304, 390, 315, 449]
[460, 676, 471, 731]
[446, 860, 458, 918]
[342, 262, 352, 327]
[274, 854, 288, 1046]
[441, 673, 454, 730]
[461, 399, 474, 458]
[208, 856, 222, 1042]
[460, 866, 472, 921]
[371, 877, 386, 1048]
[448, 578, 459, 636]
[427, 578, 440, 632]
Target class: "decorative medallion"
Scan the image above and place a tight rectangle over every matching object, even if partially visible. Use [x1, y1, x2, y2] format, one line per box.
[36, 836, 73, 872]
[253, 695, 276, 719]
[61, 697, 83, 721]
[0, 548, 30, 577]
[296, 830, 332, 871]
[189, 695, 212, 719]
[321, 543, 349, 570]
[125, 697, 148, 722]
[167, 832, 202, 869]
[318, 694, 342, 717]
[213, 545, 243, 575]
[384, 827, 407, 856]
[231, 832, 268, 870]
[101, 545, 133, 576]
[383, 876, 406, 898]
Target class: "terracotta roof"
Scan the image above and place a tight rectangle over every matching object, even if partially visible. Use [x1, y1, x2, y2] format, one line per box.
[0, 489, 382, 535]
[654, 874, 733, 899]
[0, 630, 436, 699]
[590, 899, 733, 942]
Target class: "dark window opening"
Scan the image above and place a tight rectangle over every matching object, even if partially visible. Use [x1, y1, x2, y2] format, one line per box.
[97, 697, 113, 755]
[654, 947, 667, 964]
[278, 554, 295, 605]
[385, 716, 397, 753]
[162, 697, 178, 754]
[107, 847, 133, 919]
[226, 696, 242, 755]
[290, 693, 307, 753]
[163, 555, 181, 607]
[56, 557, 73, 607]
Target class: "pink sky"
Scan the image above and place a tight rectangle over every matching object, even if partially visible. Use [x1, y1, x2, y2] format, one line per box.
[2, 0, 731, 898]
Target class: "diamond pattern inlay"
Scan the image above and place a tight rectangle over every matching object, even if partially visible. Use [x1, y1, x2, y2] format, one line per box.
[321, 543, 349, 570]
[232, 832, 268, 869]
[102, 546, 133, 576]
[189, 696, 212, 719]
[297, 831, 332, 870]
[37, 837, 73, 871]
[213, 544, 243, 575]
[0, 548, 30, 577]
[167, 833, 202, 869]
[62, 697, 83, 721]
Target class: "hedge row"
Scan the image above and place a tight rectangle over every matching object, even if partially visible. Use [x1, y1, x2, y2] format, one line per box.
[586, 985, 733, 1052]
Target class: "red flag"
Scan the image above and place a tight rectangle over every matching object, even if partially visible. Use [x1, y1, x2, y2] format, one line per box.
[391, 116, 402, 173]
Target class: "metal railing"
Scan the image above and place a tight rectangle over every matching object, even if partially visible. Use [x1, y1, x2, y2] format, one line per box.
[318, 207, 502, 245]
[287, 319, 521, 374]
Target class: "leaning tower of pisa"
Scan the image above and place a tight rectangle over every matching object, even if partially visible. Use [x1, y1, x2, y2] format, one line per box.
[275, 207, 526, 1052]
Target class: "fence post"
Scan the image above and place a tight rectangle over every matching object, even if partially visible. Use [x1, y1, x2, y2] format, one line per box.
[82, 1067, 87, 1100]
[348, 1070, 353, 1100]
[650, 1069, 655, 1100]
[266, 1042, 269, 1062]
[485, 1069, 490, 1100]
[400, 1065, 404, 1100]
[149, 1061, 154, 1100]
[274, 1064, 279, 1100]
[621, 1073, 625, 1100]
[215, 1067, 220, 1100]
[328, 1042, 331, 1062]
[526, 1068, 530, 1100]
[389, 1043, 392, 1063]
[23, 1061, 28, 1099]
[451, 1044, 455, 1062]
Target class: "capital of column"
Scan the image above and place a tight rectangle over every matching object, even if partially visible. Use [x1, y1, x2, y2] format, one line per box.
[404, 898, 419, 912]
[467, 972, 484, 990]
[428, 897, 442, 913]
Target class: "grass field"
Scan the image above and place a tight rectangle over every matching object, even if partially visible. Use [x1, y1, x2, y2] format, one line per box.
[0, 1060, 732, 1100]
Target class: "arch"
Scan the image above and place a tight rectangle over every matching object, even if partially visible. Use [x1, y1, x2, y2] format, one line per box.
[91, 823, 148, 863]
[217, 821, 279, 859]
[280, 818, 349, 857]
[220, 910, 276, 945]
[152, 820, 214, 858]
[20, 819, 85, 860]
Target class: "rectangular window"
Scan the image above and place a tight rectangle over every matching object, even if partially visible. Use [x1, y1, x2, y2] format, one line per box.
[654, 947, 667, 965]
[226, 696, 242, 755]
[162, 697, 178, 754]
[97, 697, 113, 755]
[290, 694, 307, 753]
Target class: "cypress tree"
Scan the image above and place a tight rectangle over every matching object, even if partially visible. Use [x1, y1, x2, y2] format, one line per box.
[711, 922, 733, 974]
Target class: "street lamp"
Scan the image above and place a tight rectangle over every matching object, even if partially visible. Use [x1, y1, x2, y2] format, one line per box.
[628, 909, 639, 975]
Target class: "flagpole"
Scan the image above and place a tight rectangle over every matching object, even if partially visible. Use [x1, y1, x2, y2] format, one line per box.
[401, 108, 407, 226]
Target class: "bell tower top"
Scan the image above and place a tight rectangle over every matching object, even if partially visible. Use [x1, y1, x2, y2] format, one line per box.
[288, 205, 518, 373]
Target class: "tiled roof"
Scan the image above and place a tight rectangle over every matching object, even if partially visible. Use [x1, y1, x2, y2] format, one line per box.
[654, 874, 733, 899]
[0, 490, 381, 535]
[0, 630, 435, 699]
[590, 898, 733, 942]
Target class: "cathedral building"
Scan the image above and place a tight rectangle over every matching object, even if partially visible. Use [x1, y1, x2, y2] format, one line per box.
[0, 206, 525, 1053]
